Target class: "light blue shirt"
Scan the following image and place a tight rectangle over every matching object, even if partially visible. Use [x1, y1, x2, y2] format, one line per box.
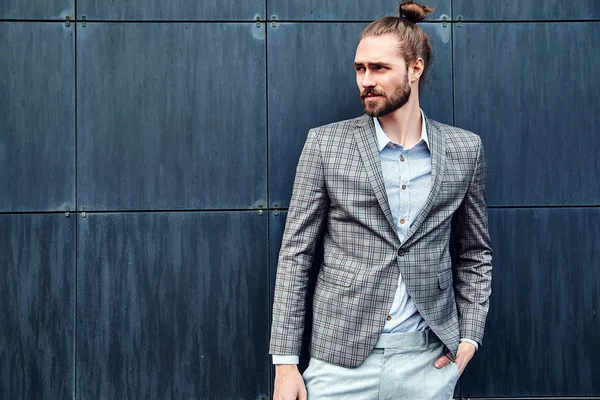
[375, 111, 431, 334]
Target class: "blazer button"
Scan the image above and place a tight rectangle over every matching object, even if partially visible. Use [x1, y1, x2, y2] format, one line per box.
[398, 249, 406, 257]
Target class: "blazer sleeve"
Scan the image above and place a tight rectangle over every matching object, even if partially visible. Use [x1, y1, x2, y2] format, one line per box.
[451, 135, 493, 347]
[269, 129, 330, 356]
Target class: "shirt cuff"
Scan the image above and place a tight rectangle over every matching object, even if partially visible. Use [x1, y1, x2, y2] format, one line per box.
[459, 338, 479, 351]
[272, 355, 300, 365]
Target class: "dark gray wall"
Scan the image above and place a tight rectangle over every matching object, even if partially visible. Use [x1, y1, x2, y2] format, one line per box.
[1, 1, 598, 399]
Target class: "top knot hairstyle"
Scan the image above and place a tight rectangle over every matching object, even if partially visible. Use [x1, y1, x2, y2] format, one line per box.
[399, 0, 433, 22]
[360, 0, 434, 86]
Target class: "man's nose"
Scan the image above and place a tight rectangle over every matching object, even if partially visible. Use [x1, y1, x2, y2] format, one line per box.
[361, 72, 376, 88]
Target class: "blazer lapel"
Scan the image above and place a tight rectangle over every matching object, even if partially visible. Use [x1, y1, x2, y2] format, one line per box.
[353, 115, 397, 231]
[402, 117, 447, 246]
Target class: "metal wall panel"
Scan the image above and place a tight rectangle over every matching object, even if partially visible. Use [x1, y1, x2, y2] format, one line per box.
[0, 1, 71, 19]
[462, 208, 600, 397]
[454, 0, 600, 21]
[268, 22, 453, 207]
[77, 211, 270, 400]
[77, 23, 267, 211]
[0, 214, 75, 400]
[268, 0, 450, 21]
[420, 23, 453, 126]
[454, 23, 600, 206]
[77, 0, 263, 21]
[0, 23, 75, 212]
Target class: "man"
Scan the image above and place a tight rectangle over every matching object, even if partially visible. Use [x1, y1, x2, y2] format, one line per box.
[270, 2, 493, 399]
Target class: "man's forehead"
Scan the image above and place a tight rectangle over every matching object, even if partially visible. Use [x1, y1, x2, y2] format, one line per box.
[355, 35, 402, 63]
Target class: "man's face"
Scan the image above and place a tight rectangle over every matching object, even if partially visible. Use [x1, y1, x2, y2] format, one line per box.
[354, 34, 412, 118]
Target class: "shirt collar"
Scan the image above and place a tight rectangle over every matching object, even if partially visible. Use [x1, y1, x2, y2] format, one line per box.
[373, 109, 429, 152]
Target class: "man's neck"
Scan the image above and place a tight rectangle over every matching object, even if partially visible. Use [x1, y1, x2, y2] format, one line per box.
[377, 99, 422, 148]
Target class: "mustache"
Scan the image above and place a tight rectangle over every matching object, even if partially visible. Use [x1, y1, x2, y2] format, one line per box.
[361, 88, 385, 99]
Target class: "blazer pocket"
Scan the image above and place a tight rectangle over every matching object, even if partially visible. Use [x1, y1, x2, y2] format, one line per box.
[440, 179, 469, 196]
[318, 264, 355, 288]
[438, 269, 453, 290]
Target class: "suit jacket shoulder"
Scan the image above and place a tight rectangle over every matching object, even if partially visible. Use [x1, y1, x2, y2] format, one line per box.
[309, 115, 367, 141]
[427, 118, 482, 154]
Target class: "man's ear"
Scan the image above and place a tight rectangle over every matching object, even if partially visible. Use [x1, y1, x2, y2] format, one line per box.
[411, 58, 425, 83]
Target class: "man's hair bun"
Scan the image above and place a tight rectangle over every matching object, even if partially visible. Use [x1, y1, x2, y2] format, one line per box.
[399, 0, 434, 23]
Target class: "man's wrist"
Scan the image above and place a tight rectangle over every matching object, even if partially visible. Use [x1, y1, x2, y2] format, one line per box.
[459, 338, 479, 351]
[272, 355, 300, 365]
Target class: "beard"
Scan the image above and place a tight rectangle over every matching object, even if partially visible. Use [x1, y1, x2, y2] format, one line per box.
[361, 74, 411, 118]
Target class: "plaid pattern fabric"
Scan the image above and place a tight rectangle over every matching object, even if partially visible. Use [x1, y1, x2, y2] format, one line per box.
[270, 114, 493, 368]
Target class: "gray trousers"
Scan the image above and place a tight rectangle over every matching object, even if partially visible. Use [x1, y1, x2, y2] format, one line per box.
[303, 330, 459, 400]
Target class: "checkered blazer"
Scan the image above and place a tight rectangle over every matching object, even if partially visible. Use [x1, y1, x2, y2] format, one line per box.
[270, 114, 493, 368]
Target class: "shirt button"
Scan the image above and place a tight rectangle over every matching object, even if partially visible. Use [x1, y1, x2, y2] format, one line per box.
[386, 316, 392, 321]
[400, 156, 405, 162]
[400, 219, 406, 224]
[398, 249, 406, 256]
[402, 184, 407, 190]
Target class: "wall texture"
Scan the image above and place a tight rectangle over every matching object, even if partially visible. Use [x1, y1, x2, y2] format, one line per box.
[1, 1, 599, 399]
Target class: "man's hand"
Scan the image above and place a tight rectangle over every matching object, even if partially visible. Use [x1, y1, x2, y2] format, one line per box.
[434, 341, 476, 377]
[273, 364, 307, 400]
